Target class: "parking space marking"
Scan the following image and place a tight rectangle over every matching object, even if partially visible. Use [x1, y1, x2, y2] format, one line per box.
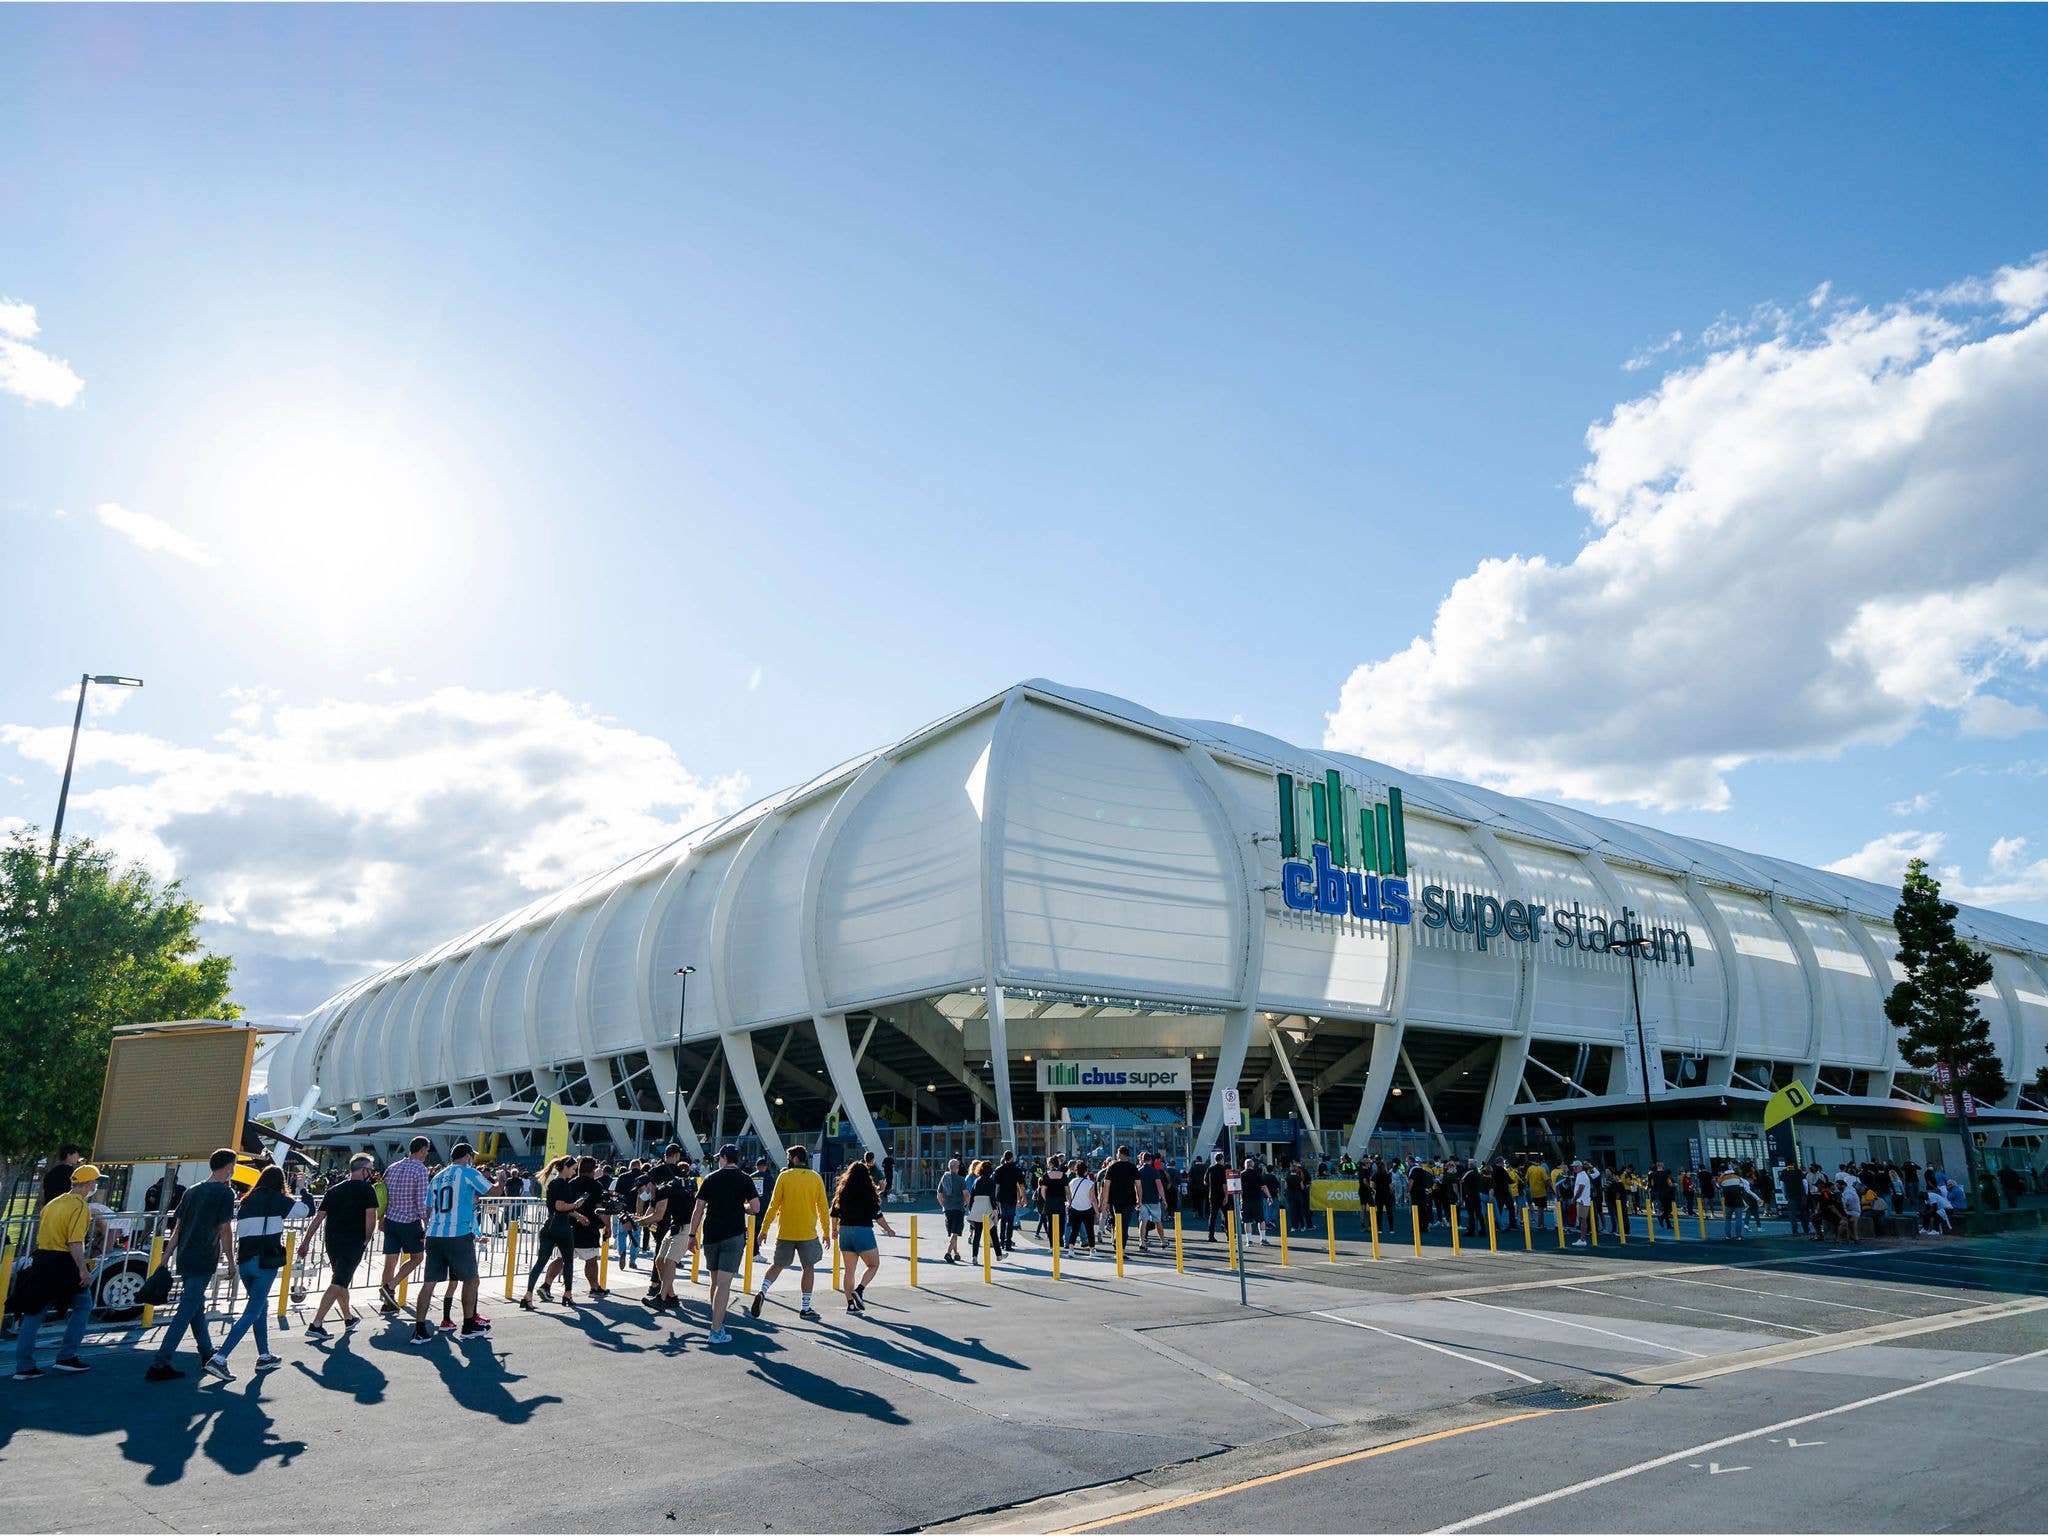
[1313, 1310, 1543, 1384]
[1445, 1294, 1706, 1358]
[1557, 1283, 1824, 1337]
[1660, 1275, 1906, 1315]
[1109, 1325, 1338, 1431]
[1433, 1343, 2048, 1532]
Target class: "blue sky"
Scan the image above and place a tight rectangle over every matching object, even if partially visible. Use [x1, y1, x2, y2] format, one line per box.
[4, 5, 2046, 1023]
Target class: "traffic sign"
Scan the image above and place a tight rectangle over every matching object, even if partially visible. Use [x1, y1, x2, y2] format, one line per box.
[1221, 1087, 1239, 1115]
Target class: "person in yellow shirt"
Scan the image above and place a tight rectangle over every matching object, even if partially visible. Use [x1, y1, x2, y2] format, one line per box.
[13, 1163, 102, 1380]
[748, 1143, 830, 1324]
[1525, 1160, 1553, 1230]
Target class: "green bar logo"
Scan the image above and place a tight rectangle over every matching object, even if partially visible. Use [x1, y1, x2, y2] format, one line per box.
[1275, 772, 1411, 924]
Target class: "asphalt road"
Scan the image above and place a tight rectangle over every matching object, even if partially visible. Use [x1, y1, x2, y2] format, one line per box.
[2, 1220, 2043, 1533]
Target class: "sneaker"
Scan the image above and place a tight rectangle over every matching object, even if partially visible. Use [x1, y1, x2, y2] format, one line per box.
[855, 1282, 868, 1303]
[469, 1313, 491, 1332]
[343, 1314, 361, 1329]
[255, 1354, 283, 1371]
[706, 1328, 732, 1345]
[798, 1306, 821, 1322]
[203, 1355, 235, 1382]
[52, 1357, 90, 1374]
[637, 1293, 663, 1310]
[590, 1286, 609, 1301]
[12, 1366, 44, 1382]
[144, 1361, 185, 1382]
[438, 1317, 457, 1332]
[749, 1292, 766, 1319]
[407, 1325, 434, 1347]
[460, 1320, 489, 1338]
[306, 1323, 333, 1339]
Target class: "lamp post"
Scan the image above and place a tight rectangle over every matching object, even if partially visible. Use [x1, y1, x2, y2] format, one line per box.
[671, 966, 696, 1144]
[1611, 919, 1659, 1168]
[48, 673, 144, 864]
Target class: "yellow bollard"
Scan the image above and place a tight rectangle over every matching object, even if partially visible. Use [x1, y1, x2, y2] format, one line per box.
[504, 1220, 520, 1301]
[141, 1235, 164, 1327]
[1052, 1215, 1062, 1281]
[1487, 1204, 1498, 1254]
[1697, 1204, 1707, 1241]
[1174, 1212, 1183, 1274]
[1590, 1211, 1600, 1247]
[1451, 1213, 1462, 1255]
[1278, 1212, 1289, 1266]
[278, 1232, 296, 1321]
[1369, 1203, 1380, 1260]
[982, 1214, 993, 1284]
[831, 1228, 841, 1292]
[1645, 1208, 1655, 1244]
[1558, 1208, 1567, 1249]
[1411, 1205, 1422, 1257]
[0, 1241, 14, 1323]
[398, 1270, 410, 1308]
[742, 1213, 754, 1294]
[1227, 1208, 1238, 1270]
[1115, 1214, 1125, 1277]
[692, 1226, 702, 1286]
[1522, 1205, 1533, 1251]
[1616, 1206, 1627, 1244]
[908, 1215, 918, 1288]
[1326, 1208, 1337, 1264]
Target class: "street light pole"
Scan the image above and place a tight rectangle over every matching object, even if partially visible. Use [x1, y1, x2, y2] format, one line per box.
[672, 966, 696, 1144]
[48, 673, 144, 865]
[1613, 917, 1659, 1169]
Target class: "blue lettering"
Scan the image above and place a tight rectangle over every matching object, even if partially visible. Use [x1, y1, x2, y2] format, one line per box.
[1345, 869, 1384, 922]
[1282, 859, 1315, 910]
[1312, 843, 1348, 916]
[1381, 878, 1412, 924]
[1421, 884, 1448, 927]
[1473, 895, 1503, 952]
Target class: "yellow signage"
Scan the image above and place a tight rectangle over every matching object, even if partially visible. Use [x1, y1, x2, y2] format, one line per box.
[1763, 1080, 1815, 1129]
[1309, 1179, 1360, 1213]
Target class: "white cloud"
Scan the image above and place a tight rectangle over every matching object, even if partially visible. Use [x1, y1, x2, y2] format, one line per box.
[1887, 792, 1936, 816]
[48, 683, 136, 721]
[1937, 252, 2048, 324]
[0, 296, 85, 406]
[746, 665, 764, 692]
[1825, 829, 1947, 885]
[1623, 329, 1684, 372]
[1327, 256, 2048, 810]
[92, 502, 218, 566]
[0, 686, 749, 1014]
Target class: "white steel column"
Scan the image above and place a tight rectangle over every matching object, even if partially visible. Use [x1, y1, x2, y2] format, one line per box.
[815, 1012, 889, 1163]
[719, 1027, 787, 1160]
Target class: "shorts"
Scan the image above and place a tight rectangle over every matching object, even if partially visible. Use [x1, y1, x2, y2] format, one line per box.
[773, 1238, 824, 1268]
[423, 1234, 478, 1284]
[838, 1225, 878, 1255]
[382, 1218, 425, 1255]
[574, 1247, 601, 1262]
[1139, 1203, 1163, 1223]
[943, 1210, 965, 1236]
[656, 1229, 691, 1264]
[703, 1235, 745, 1276]
[327, 1244, 366, 1287]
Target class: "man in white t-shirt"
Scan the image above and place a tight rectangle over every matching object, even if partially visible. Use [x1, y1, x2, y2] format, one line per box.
[1570, 1162, 1593, 1247]
[1068, 1168, 1097, 1249]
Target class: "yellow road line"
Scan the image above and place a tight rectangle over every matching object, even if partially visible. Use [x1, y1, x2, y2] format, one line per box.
[1051, 1411, 1560, 1533]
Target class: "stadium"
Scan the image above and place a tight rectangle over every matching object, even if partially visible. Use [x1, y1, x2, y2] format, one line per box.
[267, 680, 2048, 1186]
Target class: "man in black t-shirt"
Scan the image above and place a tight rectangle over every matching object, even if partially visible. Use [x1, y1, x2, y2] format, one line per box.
[1135, 1154, 1170, 1250]
[991, 1151, 1027, 1255]
[1101, 1145, 1141, 1248]
[1205, 1153, 1229, 1240]
[637, 1146, 697, 1309]
[565, 1157, 613, 1299]
[305, 1153, 381, 1334]
[685, 1145, 759, 1345]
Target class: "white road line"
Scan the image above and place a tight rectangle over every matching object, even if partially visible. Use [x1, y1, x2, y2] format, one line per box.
[1748, 1265, 1960, 1301]
[1313, 1310, 1542, 1384]
[1863, 1249, 2046, 1275]
[1110, 1326, 1338, 1430]
[1446, 1295, 1706, 1359]
[1661, 1275, 1905, 1315]
[1558, 1283, 1824, 1338]
[1433, 1343, 2048, 1532]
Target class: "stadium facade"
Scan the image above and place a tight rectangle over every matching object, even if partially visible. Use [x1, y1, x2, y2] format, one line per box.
[270, 680, 2048, 1180]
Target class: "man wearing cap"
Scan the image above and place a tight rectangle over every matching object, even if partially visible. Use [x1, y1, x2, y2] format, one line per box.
[12, 1163, 103, 1379]
[750, 1143, 828, 1324]
[1569, 1160, 1594, 1248]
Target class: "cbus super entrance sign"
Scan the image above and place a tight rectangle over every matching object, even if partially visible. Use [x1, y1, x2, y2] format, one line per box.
[1277, 769, 1413, 925]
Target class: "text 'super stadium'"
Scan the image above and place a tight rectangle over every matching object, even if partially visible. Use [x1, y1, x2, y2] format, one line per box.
[269, 681, 2048, 1181]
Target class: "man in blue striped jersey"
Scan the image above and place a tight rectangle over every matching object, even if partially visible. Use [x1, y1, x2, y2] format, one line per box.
[410, 1143, 500, 1345]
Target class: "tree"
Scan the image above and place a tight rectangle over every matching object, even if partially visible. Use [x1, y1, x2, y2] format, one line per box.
[1885, 859, 2005, 1191]
[0, 831, 239, 1201]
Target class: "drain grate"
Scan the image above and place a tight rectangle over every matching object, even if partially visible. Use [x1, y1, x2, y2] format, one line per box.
[1494, 1386, 1615, 1410]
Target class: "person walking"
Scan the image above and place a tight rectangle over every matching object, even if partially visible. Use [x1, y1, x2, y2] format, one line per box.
[613, 1160, 650, 1271]
[209, 1165, 305, 1375]
[1716, 1163, 1754, 1241]
[564, 1155, 612, 1301]
[1067, 1160, 1098, 1250]
[146, 1149, 239, 1382]
[749, 1143, 828, 1323]
[377, 1137, 433, 1316]
[521, 1155, 588, 1306]
[1136, 1153, 1168, 1252]
[1526, 1158, 1552, 1230]
[685, 1145, 759, 1345]
[751, 1155, 780, 1262]
[829, 1159, 895, 1315]
[1038, 1158, 1070, 1249]
[409, 1142, 496, 1344]
[965, 1159, 998, 1263]
[992, 1150, 1026, 1255]
[1100, 1146, 1141, 1253]
[1569, 1160, 1594, 1248]
[304, 1154, 380, 1337]
[1205, 1152, 1229, 1241]
[937, 1158, 968, 1264]
[635, 1145, 697, 1313]
[11, 1162, 103, 1380]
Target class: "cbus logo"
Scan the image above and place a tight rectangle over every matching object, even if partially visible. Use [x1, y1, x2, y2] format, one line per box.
[1276, 770, 1412, 925]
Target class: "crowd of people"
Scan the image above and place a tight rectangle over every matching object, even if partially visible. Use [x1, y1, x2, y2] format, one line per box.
[6, 1131, 2039, 1384]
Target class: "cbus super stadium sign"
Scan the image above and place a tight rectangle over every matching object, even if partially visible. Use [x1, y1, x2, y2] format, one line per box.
[1277, 770, 1413, 924]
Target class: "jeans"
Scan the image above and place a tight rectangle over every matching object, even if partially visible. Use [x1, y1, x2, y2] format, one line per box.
[1723, 1203, 1745, 1239]
[997, 1201, 1018, 1252]
[615, 1220, 643, 1266]
[216, 1259, 276, 1360]
[151, 1273, 219, 1365]
[14, 1290, 92, 1372]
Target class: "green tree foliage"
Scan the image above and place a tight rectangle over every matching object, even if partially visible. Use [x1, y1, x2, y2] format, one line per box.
[1884, 858, 2007, 1104]
[0, 831, 239, 1195]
